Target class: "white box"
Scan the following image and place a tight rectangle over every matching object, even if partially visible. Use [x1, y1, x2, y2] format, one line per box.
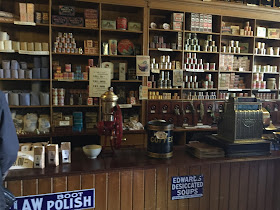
[119, 63, 127, 80]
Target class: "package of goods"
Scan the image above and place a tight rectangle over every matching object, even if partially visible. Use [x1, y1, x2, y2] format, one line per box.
[34, 146, 45, 168]
[85, 19, 98, 28]
[84, 9, 98, 19]
[267, 28, 280, 38]
[239, 43, 249, 53]
[128, 22, 141, 31]
[38, 114, 50, 133]
[11, 151, 34, 169]
[222, 26, 231, 34]
[24, 113, 38, 132]
[61, 142, 71, 163]
[172, 13, 184, 22]
[73, 112, 83, 132]
[119, 63, 127, 80]
[199, 14, 204, 32]
[257, 26, 267, 37]
[67, 17, 84, 27]
[47, 144, 59, 166]
[59, 5, 75, 16]
[101, 20, 116, 29]
[13, 114, 24, 133]
[52, 15, 68, 25]
[231, 26, 240, 35]
[172, 22, 182, 30]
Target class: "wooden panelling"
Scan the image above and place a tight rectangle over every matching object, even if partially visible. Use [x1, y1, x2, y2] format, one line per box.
[219, 163, 230, 210]
[81, 174, 95, 189]
[209, 163, 220, 210]
[53, 176, 67, 193]
[178, 166, 189, 210]
[108, 172, 120, 210]
[256, 160, 268, 210]
[247, 161, 259, 210]
[265, 161, 275, 210]
[189, 166, 200, 210]
[200, 164, 210, 210]
[273, 160, 280, 210]
[95, 173, 108, 210]
[121, 171, 133, 210]
[228, 162, 240, 210]
[7, 180, 22, 197]
[133, 170, 145, 210]
[38, 178, 52, 194]
[167, 167, 178, 210]
[238, 162, 249, 210]
[144, 168, 156, 210]
[156, 167, 168, 210]
[23, 179, 37, 196]
[67, 175, 81, 191]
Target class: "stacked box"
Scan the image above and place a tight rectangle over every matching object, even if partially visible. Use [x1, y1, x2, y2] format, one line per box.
[84, 9, 98, 28]
[172, 13, 184, 31]
[73, 112, 83, 132]
[86, 112, 98, 129]
[189, 13, 212, 32]
[19, 3, 34, 22]
[190, 13, 199, 31]
[84, 40, 99, 55]
[232, 56, 250, 71]
[219, 54, 234, 71]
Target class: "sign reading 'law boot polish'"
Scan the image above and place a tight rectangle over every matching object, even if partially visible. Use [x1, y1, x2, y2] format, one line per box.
[171, 175, 204, 200]
[10, 189, 95, 210]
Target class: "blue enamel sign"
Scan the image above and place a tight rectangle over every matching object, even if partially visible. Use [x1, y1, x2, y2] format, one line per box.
[171, 175, 204, 200]
[10, 189, 95, 210]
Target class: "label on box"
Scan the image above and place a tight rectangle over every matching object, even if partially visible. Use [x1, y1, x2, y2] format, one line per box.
[172, 13, 184, 22]
[67, 17, 84, 27]
[84, 9, 98, 19]
[101, 20, 116, 29]
[85, 19, 98, 28]
[52, 15, 67, 25]
[62, 150, 70, 163]
[173, 22, 182, 30]
[59, 5, 75, 16]
[128, 22, 141, 31]
[59, 120, 70, 126]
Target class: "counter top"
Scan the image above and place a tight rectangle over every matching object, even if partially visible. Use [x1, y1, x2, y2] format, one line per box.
[6, 146, 280, 181]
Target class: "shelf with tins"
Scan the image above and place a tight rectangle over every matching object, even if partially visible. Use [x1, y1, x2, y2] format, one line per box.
[101, 55, 137, 58]
[184, 51, 219, 54]
[101, 29, 143, 34]
[51, 24, 99, 31]
[9, 106, 50, 108]
[111, 80, 142, 83]
[185, 30, 220, 35]
[52, 79, 89, 82]
[52, 105, 99, 108]
[149, 48, 183, 52]
[0, 78, 50, 81]
[52, 52, 99, 57]
[148, 88, 181, 90]
[219, 71, 252, 73]
[149, 28, 183, 33]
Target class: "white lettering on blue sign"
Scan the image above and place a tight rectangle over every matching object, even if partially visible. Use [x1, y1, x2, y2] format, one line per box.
[171, 175, 204, 200]
[10, 189, 95, 210]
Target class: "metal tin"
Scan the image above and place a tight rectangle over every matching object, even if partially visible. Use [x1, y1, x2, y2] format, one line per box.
[117, 17, 127, 30]
[100, 88, 119, 121]
[147, 120, 174, 158]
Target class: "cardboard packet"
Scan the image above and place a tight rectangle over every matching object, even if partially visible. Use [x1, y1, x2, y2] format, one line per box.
[47, 144, 59, 166]
[61, 142, 71, 163]
[34, 146, 45, 169]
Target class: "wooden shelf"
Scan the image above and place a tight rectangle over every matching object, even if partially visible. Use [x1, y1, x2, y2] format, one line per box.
[149, 88, 181, 90]
[52, 52, 99, 56]
[9, 106, 50, 108]
[52, 24, 99, 31]
[52, 79, 89, 82]
[53, 130, 98, 137]
[219, 71, 252, 73]
[183, 88, 218, 91]
[52, 105, 99, 108]
[149, 48, 183, 52]
[185, 30, 220, 35]
[111, 80, 142, 83]
[102, 55, 137, 58]
[0, 79, 50, 81]
[254, 54, 280, 58]
[221, 52, 253, 56]
[255, 36, 280, 41]
[221, 33, 254, 38]
[184, 50, 219, 54]
[18, 134, 51, 139]
[101, 29, 142, 33]
[149, 28, 183, 32]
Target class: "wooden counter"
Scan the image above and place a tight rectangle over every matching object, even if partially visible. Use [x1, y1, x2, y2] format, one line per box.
[5, 146, 280, 210]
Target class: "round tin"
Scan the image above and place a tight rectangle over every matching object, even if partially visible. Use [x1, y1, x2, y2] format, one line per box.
[117, 17, 127, 30]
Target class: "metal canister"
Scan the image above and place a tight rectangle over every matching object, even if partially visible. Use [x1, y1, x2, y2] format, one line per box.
[117, 17, 127, 30]
[100, 87, 119, 121]
[147, 120, 174, 158]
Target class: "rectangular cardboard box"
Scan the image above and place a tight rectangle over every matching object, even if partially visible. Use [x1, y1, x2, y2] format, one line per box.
[20, 13, 27, 22]
[27, 13, 34, 22]
[101, 20, 116, 29]
[52, 15, 68, 25]
[19, 3, 27, 14]
[59, 5, 75, 16]
[257, 26, 267, 37]
[27, 3, 34, 14]
[267, 28, 280, 38]
[67, 17, 84, 27]
[34, 146, 45, 169]
[85, 19, 98, 28]
[173, 22, 182, 31]
[47, 144, 59, 166]
[172, 13, 184, 22]
[84, 9, 98, 19]
[61, 142, 71, 163]
[119, 63, 127, 80]
[128, 22, 141, 31]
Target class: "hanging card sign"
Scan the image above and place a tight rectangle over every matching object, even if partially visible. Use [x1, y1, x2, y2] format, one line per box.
[89, 67, 111, 97]
[136, 56, 150, 76]
[171, 175, 204, 200]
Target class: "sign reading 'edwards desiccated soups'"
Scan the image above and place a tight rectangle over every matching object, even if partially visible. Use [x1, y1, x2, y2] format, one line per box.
[10, 189, 95, 210]
[171, 175, 204, 200]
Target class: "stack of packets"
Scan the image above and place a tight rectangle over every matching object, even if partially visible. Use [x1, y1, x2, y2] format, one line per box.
[11, 142, 71, 169]
[84, 40, 99, 55]
[186, 141, 225, 159]
[84, 9, 98, 28]
[19, 3, 34, 22]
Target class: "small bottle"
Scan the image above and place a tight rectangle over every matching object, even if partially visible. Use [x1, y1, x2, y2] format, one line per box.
[78, 94, 83, 105]
[70, 94, 74, 105]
